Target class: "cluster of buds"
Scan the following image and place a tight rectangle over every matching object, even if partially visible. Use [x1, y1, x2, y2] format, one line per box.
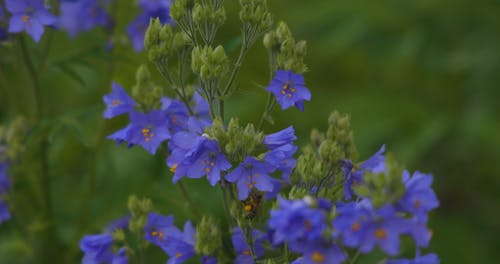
[191, 45, 228, 82]
[264, 22, 308, 73]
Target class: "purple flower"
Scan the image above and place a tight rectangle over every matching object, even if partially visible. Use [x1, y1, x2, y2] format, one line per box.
[59, 0, 111, 37]
[0, 6, 8, 40]
[127, 0, 172, 51]
[105, 215, 131, 233]
[0, 162, 10, 195]
[297, 242, 347, 264]
[263, 126, 297, 149]
[225, 157, 276, 200]
[192, 92, 210, 120]
[161, 97, 189, 133]
[231, 227, 266, 264]
[127, 110, 171, 154]
[387, 251, 440, 264]
[163, 221, 196, 264]
[0, 201, 10, 224]
[201, 256, 217, 264]
[174, 139, 231, 186]
[112, 247, 128, 264]
[333, 202, 406, 256]
[80, 233, 114, 263]
[397, 171, 439, 222]
[0, 161, 11, 224]
[343, 145, 386, 200]
[267, 197, 328, 250]
[144, 213, 181, 248]
[107, 125, 134, 147]
[103, 82, 137, 119]
[265, 70, 311, 111]
[264, 143, 297, 182]
[405, 217, 432, 248]
[6, 0, 57, 42]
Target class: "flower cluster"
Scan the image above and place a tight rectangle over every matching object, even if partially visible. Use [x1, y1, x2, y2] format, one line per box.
[103, 82, 210, 156]
[265, 146, 439, 263]
[78, 1, 442, 263]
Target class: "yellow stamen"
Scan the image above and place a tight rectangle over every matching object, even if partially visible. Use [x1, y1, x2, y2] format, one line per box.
[375, 228, 387, 239]
[244, 204, 252, 212]
[23, 15, 30, 23]
[311, 251, 325, 263]
[175, 252, 182, 258]
[170, 163, 178, 173]
[243, 249, 250, 256]
[111, 99, 121, 106]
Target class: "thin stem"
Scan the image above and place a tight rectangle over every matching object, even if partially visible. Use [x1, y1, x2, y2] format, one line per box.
[178, 180, 202, 218]
[257, 93, 274, 130]
[243, 226, 258, 262]
[19, 35, 58, 260]
[349, 250, 361, 264]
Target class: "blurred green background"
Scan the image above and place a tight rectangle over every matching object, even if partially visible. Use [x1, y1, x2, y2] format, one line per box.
[1, 0, 499, 263]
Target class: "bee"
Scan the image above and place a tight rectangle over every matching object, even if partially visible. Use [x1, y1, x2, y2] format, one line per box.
[241, 191, 263, 220]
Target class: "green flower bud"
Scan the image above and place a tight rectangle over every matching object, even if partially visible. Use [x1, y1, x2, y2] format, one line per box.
[170, 0, 187, 22]
[127, 195, 152, 234]
[195, 216, 222, 256]
[191, 45, 228, 81]
[191, 3, 204, 24]
[132, 65, 163, 111]
[263, 31, 279, 51]
[172, 32, 191, 50]
[276, 21, 292, 43]
[144, 18, 161, 51]
[2, 117, 28, 160]
[213, 8, 227, 26]
[112, 229, 126, 242]
[326, 111, 357, 160]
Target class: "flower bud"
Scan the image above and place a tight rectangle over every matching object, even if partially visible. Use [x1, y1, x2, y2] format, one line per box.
[132, 65, 162, 111]
[127, 195, 152, 234]
[170, 0, 187, 22]
[195, 216, 222, 256]
[145, 18, 161, 51]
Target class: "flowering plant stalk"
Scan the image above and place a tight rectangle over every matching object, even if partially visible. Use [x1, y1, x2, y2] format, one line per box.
[0, 0, 439, 263]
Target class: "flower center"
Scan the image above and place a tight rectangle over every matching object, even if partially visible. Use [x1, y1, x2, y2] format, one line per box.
[281, 82, 296, 98]
[111, 99, 121, 106]
[175, 252, 182, 258]
[375, 228, 387, 239]
[201, 159, 216, 174]
[244, 204, 252, 212]
[23, 15, 30, 23]
[151, 230, 164, 240]
[414, 199, 421, 208]
[142, 128, 154, 142]
[305, 220, 312, 231]
[244, 175, 257, 189]
[242, 249, 250, 256]
[311, 251, 325, 263]
[351, 222, 361, 232]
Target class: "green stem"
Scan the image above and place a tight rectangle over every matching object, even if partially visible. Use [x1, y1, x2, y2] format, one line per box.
[243, 226, 258, 262]
[177, 180, 202, 218]
[19, 35, 58, 260]
[349, 250, 361, 264]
